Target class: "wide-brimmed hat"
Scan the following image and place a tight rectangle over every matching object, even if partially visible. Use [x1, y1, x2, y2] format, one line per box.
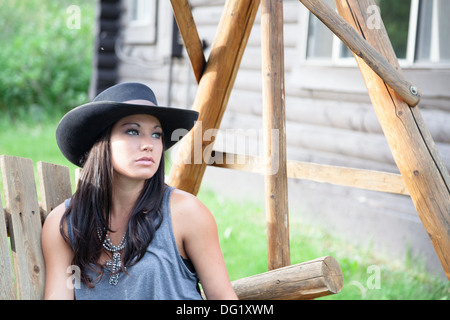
[56, 82, 199, 167]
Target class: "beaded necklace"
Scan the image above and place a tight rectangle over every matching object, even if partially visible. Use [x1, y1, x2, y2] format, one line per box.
[97, 228, 127, 285]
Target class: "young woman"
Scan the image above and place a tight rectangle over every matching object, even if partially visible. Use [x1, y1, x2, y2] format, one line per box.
[42, 82, 238, 300]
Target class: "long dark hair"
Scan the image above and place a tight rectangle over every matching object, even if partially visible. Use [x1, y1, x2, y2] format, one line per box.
[60, 126, 166, 287]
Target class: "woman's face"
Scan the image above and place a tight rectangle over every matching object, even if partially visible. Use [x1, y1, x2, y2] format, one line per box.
[110, 114, 163, 182]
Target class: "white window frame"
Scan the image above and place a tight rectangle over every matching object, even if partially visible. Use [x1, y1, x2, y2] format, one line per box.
[125, 0, 159, 45]
[302, 0, 450, 69]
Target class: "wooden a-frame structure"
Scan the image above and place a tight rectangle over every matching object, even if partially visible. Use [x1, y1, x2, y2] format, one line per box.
[1, 0, 448, 301]
[168, 0, 450, 281]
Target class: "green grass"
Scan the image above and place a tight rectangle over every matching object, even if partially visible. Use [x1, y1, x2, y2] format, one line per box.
[1, 117, 449, 300]
[198, 188, 450, 300]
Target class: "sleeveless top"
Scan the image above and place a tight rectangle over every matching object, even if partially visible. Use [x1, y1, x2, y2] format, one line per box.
[65, 186, 202, 300]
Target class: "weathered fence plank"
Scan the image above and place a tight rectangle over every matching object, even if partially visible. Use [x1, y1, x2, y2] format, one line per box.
[0, 195, 16, 299]
[0, 155, 45, 299]
[37, 161, 72, 222]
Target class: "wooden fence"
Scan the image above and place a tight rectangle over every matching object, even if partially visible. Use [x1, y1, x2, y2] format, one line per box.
[0, 155, 72, 299]
[0, 154, 343, 299]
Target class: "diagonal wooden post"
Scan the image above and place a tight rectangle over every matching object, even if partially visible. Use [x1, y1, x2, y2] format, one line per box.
[299, 0, 421, 107]
[335, 0, 450, 279]
[261, 0, 290, 270]
[168, 0, 261, 195]
[170, 0, 206, 84]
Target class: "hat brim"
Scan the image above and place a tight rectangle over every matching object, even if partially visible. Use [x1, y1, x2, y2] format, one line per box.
[56, 101, 199, 167]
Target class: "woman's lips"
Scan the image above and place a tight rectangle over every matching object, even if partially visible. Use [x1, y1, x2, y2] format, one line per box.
[136, 156, 155, 165]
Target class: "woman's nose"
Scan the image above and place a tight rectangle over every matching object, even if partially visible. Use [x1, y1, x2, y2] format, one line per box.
[141, 143, 153, 151]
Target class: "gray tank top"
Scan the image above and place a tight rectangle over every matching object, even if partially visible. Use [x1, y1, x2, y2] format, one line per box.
[66, 186, 202, 300]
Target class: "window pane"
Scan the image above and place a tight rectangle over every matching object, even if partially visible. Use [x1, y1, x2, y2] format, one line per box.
[306, 0, 334, 60]
[416, 0, 450, 63]
[306, 13, 333, 59]
[438, 0, 450, 61]
[131, 0, 154, 23]
[378, 0, 411, 59]
[415, 0, 433, 61]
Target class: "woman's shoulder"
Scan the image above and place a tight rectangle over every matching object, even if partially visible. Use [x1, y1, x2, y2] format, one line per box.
[42, 201, 68, 238]
[170, 188, 216, 227]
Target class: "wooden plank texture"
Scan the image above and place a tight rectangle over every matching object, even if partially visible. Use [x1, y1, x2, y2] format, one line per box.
[232, 256, 343, 300]
[210, 151, 409, 195]
[335, 0, 450, 279]
[0, 195, 16, 299]
[261, 0, 290, 270]
[171, 0, 206, 84]
[0, 155, 45, 299]
[37, 161, 72, 222]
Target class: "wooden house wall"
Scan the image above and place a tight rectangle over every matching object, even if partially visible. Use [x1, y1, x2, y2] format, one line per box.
[113, 0, 450, 276]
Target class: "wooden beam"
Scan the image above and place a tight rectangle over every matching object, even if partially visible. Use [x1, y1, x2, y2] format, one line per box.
[335, 0, 450, 279]
[261, 0, 290, 270]
[170, 0, 206, 83]
[298, 0, 421, 107]
[167, 0, 261, 195]
[209, 151, 409, 195]
[232, 256, 343, 300]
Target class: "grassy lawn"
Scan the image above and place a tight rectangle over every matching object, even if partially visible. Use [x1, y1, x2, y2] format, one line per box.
[1, 117, 449, 300]
[198, 188, 449, 300]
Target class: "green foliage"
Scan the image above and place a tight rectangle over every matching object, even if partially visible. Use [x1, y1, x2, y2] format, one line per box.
[378, 0, 411, 59]
[0, 0, 95, 121]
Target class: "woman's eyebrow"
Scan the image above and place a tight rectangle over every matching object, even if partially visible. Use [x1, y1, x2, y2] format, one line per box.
[122, 122, 141, 127]
[122, 122, 162, 129]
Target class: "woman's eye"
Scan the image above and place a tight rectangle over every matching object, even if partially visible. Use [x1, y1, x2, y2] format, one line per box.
[152, 132, 163, 139]
[126, 129, 139, 136]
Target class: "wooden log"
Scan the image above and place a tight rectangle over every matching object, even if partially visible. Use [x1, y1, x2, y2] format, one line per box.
[298, 0, 421, 107]
[0, 194, 16, 299]
[232, 256, 343, 300]
[261, 0, 290, 270]
[167, 0, 261, 195]
[210, 151, 409, 195]
[170, 0, 206, 83]
[37, 161, 72, 222]
[0, 155, 45, 299]
[335, 0, 450, 279]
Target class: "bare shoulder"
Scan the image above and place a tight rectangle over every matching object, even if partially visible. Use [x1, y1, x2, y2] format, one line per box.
[42, 201, 74, 299]
[41, 201, 71, 252]
[42, 201, 67, 235]
[170, 188, 216, 228]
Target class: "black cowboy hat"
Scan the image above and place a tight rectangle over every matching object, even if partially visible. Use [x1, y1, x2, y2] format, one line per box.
[56, 82, 199, 167]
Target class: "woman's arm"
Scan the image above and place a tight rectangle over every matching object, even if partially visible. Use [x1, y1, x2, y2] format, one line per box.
[171, 190, 238, 300]
[41, 202, 75, 300]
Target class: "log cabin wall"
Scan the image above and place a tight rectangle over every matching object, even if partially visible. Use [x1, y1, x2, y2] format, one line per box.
[105, 0, 450, 277]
